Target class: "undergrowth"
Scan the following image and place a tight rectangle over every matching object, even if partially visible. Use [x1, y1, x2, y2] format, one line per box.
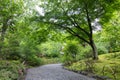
[0, 60, 26, 80]
[65, 52, 120, 80]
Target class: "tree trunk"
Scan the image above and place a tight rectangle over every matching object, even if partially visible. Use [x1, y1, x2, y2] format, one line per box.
[90, 40, 98, 60]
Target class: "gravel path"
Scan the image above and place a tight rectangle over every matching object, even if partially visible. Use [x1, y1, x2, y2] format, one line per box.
[25, 64, 95, 80]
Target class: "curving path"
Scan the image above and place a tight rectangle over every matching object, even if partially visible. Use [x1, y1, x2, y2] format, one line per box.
[25, 64, 95, 80]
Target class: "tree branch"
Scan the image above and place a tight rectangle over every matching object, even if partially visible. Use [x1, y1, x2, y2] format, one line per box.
[66, 27, 90, 44]
[60, 6, 90, 37]
[84, 2, 93, 40]
[41, 20, 90, 44]
[70, 16, 90, 36]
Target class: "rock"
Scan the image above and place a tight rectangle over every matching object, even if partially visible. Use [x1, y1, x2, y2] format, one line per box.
[81, 71, 88, 75]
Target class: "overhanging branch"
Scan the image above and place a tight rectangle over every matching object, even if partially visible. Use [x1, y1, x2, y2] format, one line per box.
[66, 27, 90, 44]
[69, 16, 90, 36]
[40, 20, 90, 44]
[60, 6, 90, 37]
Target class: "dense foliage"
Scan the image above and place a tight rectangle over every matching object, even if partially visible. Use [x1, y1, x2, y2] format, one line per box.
[0, 0, 120, 79]
[37, 0, 120, 60]
[62, 41, 79, 64]
[0, 60, 25, 80]
[39, 41, 62, 58]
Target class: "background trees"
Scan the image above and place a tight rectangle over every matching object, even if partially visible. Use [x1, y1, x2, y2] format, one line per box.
[0, 0, 23, 56]
[101, 11, 120, 52]
[0, 0, 120, 79]
[37, 0, 119, 59]
[0, 0, 120, 64]
[0, 0, 49, 66]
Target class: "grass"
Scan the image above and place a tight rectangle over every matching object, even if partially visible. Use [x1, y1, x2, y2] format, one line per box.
[0, 60, 26, 80]
[65, 52, 120, 80]
[41, 57, 61, 64]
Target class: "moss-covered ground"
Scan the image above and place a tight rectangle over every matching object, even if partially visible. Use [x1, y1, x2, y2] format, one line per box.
[65, 52, 120, 80]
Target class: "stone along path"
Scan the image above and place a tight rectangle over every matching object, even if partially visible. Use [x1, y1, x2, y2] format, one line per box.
[25, 64, 95, 80]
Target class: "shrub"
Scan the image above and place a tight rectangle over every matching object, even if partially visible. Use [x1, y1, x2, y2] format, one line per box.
[0, 38, 20, 60]
[77, 46, 92, 59]
[0, 60, 25, 80]
[96, 42, 109, 55]
[26, 55, 42, 66]
[62, 41, 79, 64]
[19, 41, 42, 66]
[39, 41, 62, 58]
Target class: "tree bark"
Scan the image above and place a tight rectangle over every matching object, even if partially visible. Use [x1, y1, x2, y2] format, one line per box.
[84, 4, 98, 60]
[90, 40, 98, 60]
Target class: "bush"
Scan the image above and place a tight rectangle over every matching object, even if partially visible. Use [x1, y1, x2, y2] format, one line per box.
[19, 41, 42, 66]
[62, 41, 79, 64]
[96, 42, 109, 55]
[26, 55, 42, 66]
[77, 46, 92, 59]
[39, 41, 62, 58]
[0, 38, 20, 60]
[0, 60, 25, 80]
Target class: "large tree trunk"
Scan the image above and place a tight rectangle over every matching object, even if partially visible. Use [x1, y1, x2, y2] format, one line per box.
[90, 40, 98, 60]
[84, 6, 98, 60]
